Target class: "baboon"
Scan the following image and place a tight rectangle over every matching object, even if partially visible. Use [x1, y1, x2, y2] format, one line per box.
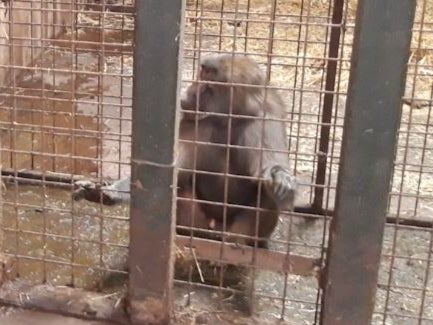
[178, 53, 297, 248]
[73, 53, 297, 248]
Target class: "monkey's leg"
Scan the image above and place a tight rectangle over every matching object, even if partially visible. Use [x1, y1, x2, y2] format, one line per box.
[213, 203, 279, 250]
[235, 119, 297, 210]
[176, 187, 219, 239]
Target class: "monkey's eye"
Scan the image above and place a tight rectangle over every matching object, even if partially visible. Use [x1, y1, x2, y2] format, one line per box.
[200, 65, 217, 80]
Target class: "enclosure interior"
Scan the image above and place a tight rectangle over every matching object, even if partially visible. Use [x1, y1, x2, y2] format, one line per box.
[0, 0, 431, 324]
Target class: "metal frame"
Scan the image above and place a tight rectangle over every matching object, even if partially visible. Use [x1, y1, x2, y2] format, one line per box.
[320, 0, 416, 323]
[312, 0, 345, 213]
[128, 0, 185, 323]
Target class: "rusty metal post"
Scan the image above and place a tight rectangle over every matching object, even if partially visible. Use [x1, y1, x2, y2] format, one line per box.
[312, 0, 344, 213]
[320, 1, 416, 324]
[129, 1, 185, 324]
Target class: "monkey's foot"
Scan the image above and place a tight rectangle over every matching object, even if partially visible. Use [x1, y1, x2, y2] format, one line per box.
[264, 165, 297, 208]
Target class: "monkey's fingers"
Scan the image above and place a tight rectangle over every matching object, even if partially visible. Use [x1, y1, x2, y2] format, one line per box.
[73, 180, 99, 202]
[265, 165, 297, 208]
[74, 180, 98, 191]
[72, 180, 120, 205]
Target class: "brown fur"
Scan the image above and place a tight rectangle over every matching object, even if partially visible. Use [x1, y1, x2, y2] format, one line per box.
[178, 53, 297, 248]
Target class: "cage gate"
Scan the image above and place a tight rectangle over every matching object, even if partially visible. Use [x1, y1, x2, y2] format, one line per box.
[0, 0, 431, 325]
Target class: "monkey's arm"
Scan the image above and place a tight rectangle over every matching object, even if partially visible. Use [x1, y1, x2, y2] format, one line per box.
[236, 119, 297, 209]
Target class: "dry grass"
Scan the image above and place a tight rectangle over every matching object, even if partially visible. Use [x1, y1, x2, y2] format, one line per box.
[182, 0, 433, 208]
[184, 0, 355, 89]
[184, 0, 433, 96]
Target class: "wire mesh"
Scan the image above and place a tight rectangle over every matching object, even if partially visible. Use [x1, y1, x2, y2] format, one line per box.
[174, 0, 355, 323]
[0, 0, 133, 294]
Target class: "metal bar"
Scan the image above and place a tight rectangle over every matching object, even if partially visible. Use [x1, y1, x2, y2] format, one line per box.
[5, 167, 433, 228]
[0, 137, 2, 256]
[320, 0, 416, 324]
[312, 0, 345, 212]
[176, 236, 320, 277]
[1, 168, 81, 183]
[128, 1, 185, 324]
[84, 3, 135, 14]
[294, 205, 433, 229]
[4, 168, 432, 229]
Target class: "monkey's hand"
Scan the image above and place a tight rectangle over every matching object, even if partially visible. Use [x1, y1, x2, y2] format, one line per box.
[73, 179, 129, 206]
[73, 180, 104, 203]
[263, 165, 297, 209]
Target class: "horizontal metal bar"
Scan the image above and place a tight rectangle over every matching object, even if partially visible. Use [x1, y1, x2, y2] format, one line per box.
[3, 171, 432, 230]
[176, 235, 320, 277]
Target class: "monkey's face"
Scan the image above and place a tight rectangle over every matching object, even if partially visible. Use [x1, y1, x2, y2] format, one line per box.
[180, 82, 214, 120]
[200, 63, 220, 81]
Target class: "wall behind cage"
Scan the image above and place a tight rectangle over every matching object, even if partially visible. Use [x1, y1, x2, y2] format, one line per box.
[0, 1, 133, 179]
[0, 0, 133, 290]
[0, 1, 72, 85]
[0, 1, 79, 174]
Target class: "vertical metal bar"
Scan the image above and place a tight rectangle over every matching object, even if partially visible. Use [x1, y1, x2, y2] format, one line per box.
[320, 0, 415, 324]
[129, 1, 185, 324]
[312, 0, 344, 212]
